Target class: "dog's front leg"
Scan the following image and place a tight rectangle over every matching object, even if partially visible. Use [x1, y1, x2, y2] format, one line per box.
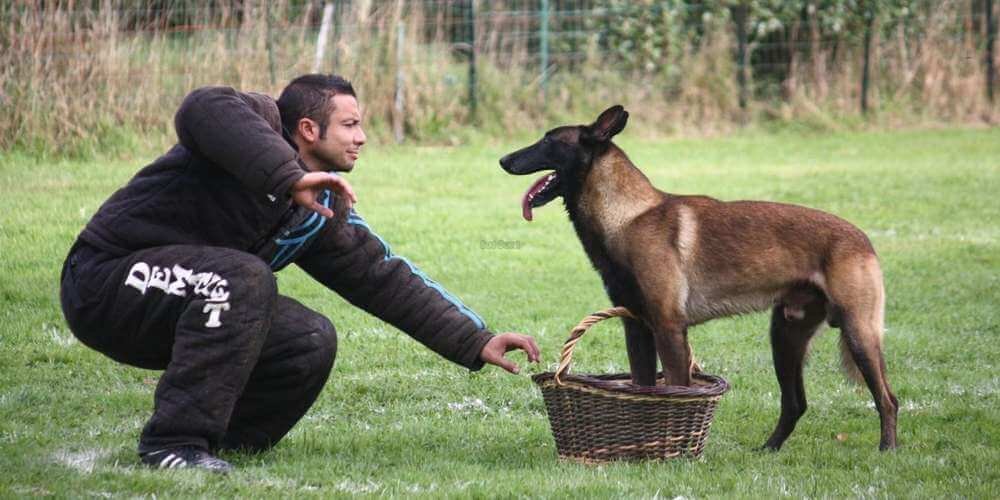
[651, 321, 692, 387]
[624, 318, 657, 386]
[629, 250, 692, 386]
[641, 290, 692, 386]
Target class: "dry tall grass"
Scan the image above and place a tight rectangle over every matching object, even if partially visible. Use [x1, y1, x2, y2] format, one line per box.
[0, 0, 996, 157]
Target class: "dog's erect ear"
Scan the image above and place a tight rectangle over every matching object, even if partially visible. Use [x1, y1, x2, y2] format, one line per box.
[585, 105, 629, 143]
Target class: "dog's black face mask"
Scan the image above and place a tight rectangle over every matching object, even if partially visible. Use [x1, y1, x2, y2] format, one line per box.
[498, 126, 581, 221]
[499, 105, 629, 221]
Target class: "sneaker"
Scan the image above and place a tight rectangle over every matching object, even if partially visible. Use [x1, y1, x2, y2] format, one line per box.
[140, 446, 233, 473]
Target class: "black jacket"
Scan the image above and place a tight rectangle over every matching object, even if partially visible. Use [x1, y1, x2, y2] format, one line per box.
[78, 86, 494, 370]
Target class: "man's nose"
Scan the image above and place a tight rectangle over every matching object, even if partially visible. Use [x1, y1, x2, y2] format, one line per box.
[356, 129, 367, 145]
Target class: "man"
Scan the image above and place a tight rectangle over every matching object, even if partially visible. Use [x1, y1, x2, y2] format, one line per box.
[59, 74, 540, 473]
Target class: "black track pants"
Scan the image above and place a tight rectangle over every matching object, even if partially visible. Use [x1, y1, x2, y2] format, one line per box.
[60, 240, 337, 454]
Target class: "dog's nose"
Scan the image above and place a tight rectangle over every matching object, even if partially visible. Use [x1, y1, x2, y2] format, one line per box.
[499, 154, 512, 170]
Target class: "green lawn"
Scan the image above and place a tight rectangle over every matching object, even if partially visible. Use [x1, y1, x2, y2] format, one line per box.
[1, 128, 998, 497]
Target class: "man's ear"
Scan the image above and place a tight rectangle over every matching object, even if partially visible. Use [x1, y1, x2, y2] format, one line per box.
[585, 105, 629, 143]
[296, 118, 320, 144]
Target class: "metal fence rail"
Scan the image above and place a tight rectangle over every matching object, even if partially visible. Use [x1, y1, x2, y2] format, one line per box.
[2, 0, 997, 151]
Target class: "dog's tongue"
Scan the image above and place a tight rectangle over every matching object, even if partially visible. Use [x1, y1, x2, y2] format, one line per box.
[522, 173, 556, 222]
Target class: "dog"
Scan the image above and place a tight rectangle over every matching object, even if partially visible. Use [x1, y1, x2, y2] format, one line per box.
[499, 105, 898, 451]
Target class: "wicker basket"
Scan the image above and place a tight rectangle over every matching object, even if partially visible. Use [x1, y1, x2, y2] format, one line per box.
[532, 307, 729, 463]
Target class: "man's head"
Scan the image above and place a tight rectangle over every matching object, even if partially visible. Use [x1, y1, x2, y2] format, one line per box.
[277, 74, 366, 172]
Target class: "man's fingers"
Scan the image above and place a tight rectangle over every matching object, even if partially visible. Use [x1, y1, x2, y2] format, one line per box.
[483, 346, 520, 374]
[292, 173, 358, 219]
[297, 172, 328, 189]
[312, 173, 357, 204]
[524, 335, 541, 363]
[331, 176, 358, 204]
[494, 355, 520, 374]
[298, 173, 358, 205]
[511, 335, 540, 363]
[480, 333, 545, 373]
[501, 333, 541, 363]
[311, 201, 334, 218]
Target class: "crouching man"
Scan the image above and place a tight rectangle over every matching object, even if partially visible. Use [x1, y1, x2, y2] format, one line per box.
[60, 74, 539, 473]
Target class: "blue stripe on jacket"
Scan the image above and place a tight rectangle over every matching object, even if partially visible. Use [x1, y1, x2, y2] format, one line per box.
[346, 210, 487, 330]
[269, 190, 330, 270]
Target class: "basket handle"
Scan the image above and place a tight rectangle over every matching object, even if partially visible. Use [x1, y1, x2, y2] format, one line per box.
[554, 306, 635, 385]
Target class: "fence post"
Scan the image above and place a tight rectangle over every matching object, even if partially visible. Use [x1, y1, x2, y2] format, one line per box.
[332, 0, 344, 69]
[540, 0, 550, 103]
[861, 0, 874, 115]
[988, 0, 996, 104]
[313, 2, 334, 73]
[265, 1, 276, 86]
[467, 0, 478, 121]
[733, 2, 749, 120]
[394, 21, 406, 144]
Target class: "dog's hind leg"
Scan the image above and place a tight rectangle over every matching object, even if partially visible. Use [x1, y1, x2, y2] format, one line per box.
[624, 318, 658, 386]
[762, 290, 827, 451]
[828, 255, 898, 451]
[839, 315, 899, 450]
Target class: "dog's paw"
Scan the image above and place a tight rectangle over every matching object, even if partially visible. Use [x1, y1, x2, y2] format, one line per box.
[756, 442, 782, 453]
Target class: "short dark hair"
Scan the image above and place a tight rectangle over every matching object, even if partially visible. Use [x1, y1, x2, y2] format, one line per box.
[277, 74, 356, 141]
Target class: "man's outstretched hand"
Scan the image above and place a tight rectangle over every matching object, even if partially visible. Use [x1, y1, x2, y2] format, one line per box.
[291, 172, 358, 218]
[480, 333, 541, 374]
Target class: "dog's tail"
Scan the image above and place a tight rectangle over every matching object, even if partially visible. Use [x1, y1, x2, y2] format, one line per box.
[838, 336, 866, 385]
[836, 264, 886, 386]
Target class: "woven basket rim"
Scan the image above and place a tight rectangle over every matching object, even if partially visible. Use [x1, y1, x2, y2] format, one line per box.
[533, 370, 730, 398]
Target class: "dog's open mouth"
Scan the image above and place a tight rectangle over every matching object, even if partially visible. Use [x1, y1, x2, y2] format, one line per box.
[522, 172, 561, 221]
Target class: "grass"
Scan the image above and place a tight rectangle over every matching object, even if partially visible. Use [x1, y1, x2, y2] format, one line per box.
[1, 127, 999, 497]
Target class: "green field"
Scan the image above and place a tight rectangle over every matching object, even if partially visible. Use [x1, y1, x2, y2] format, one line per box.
[1, 128, 998, 497]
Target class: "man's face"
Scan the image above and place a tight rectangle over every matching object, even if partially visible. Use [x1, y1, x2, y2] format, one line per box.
[310, 94, 366, 172]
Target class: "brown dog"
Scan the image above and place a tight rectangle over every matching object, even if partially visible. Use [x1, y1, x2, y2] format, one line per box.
[499, 106, 898, 451]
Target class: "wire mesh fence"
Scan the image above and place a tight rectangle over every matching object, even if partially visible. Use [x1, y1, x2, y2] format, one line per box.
[2, 0, 997, 154]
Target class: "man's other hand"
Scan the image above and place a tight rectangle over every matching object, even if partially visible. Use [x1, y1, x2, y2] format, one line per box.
[479, 333, 541, 374]
[291, 172, 357, 218]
